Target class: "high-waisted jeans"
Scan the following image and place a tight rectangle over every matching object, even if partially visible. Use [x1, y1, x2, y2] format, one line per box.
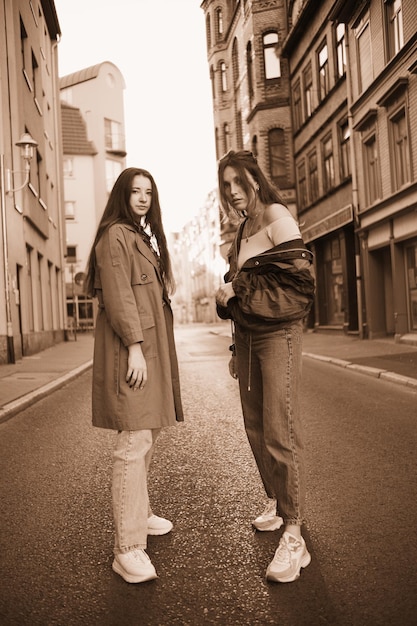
[112, 428, 160, 555]
[235, 321, 305, 525]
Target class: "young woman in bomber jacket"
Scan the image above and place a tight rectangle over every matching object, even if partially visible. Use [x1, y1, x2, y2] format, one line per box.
[215, 150, 315, 583]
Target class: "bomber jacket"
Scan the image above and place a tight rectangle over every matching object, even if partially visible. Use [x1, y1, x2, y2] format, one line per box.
[217, 221, 315, 332]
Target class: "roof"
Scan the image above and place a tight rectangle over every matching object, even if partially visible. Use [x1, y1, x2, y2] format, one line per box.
[60, 102, 97, 155]
[59, 61, 125, 89]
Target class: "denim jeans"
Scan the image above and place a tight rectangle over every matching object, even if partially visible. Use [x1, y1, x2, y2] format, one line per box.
[235, 321, 305, 525]
[112, 428, 160, 554]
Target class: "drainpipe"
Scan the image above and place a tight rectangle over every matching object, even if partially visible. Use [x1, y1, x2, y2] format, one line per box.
[0, 153, 15, 362]
[344, 34, 364, 339]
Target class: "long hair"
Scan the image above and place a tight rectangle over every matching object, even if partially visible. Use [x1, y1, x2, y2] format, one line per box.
[217, 150, 286, 220]
[85, 167, 175, 297]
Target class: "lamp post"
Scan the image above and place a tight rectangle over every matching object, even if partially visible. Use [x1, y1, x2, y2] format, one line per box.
[1, 132, 38, 363]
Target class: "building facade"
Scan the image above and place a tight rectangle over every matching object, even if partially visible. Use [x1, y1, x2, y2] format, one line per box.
[0, 0, 66, 363]
[283, 1, 359, 333]
[202, 0, 417, 341]
[201, 0, 297, 259]
[330, 0, 417, 339]
[59, 62, 126, 331]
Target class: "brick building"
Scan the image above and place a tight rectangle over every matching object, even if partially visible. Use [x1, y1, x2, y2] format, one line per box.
[200, 0, 297, 258]
[330, 0, 417, 339]
[202, 0, 417, 341]
[283, 1, 358, 333]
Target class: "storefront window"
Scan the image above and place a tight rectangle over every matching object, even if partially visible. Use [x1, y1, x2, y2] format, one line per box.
[324, 236, 344, 325]
[406, 244, 417, 330]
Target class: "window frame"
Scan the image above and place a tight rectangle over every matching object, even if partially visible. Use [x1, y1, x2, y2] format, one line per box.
[335, 22, 346, 79]
[355, 10, 372, 94]
[302, 62, 313, 118]
[308, 149, 319, 203]
[317, 39, 330, 102]
[321, 133, 335, 193]
[338, 118, 351, 181]
[269, 128, 287, 188]
[385, 0, 404, 60]
[362, 127, 381, 206]
[389, 104, 410, 191]
[263, 31, 281, 81]
[293, 79, 302, 131]
[219, 61, 228, 93]
[296, 159, 308, 210]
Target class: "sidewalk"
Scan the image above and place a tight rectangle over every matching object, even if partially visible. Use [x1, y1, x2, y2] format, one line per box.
[1, 324, 416, 424]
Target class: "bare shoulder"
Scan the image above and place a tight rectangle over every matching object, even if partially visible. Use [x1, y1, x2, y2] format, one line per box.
[264, 203, 293, 225]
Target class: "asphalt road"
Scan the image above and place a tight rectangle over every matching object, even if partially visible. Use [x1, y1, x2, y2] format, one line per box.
[0, 325, 416, 626]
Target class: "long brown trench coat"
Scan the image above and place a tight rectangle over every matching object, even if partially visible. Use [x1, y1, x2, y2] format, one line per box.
[91, 223, 183, 430]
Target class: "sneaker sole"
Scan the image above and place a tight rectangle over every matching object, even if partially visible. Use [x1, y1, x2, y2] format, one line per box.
[112, 559, 158, 583]
[252, 516, 284, 532]
[266, 551, 311, 583]
[147, 522, 173, 536]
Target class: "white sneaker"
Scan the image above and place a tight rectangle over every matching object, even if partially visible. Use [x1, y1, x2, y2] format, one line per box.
[252, 499, 284, 531]
[266, 531, 311, 583]
[112, 549, 158, 583]
[147, 514, 173, 536]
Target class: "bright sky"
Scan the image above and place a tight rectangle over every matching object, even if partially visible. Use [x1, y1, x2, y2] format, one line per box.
[54, 0, 217, 233]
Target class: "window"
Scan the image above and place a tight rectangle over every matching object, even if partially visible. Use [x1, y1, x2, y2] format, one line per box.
[293, 80, 302, 130]
[63, 157, 74, 177]
[318, 41, 329, 101]
[406, 244, 417, 330]
[20, 18, 29, 82]
[220, 61, 227, 92]
[26, 245, 34, 332]
[37, 253, 44, 331]
[210, 66, 216, 100]
[322, 134, 335, 193]
[104, 119, 124, 152]
[32, 51, 42, 115]
[339, 119, 351, 180]
[363, 132, 381, 205]
[263, 32, 280, 80]
[216, 7, 223, 39]
[247, 42, 254, 99]
[66, 246, 77, 263]
[269, 129, 286, 188]
[390, 106, 410, 190]
[308, 150, 319, 203]
[236, 111, 243, 150]
[105, 159, 122, 193]
[223, 123, 230, 155]
[297, 161, 307, 209]
[385, 0, 403, 59]
[65, 201, 76, 220]
[355, 12, 372, 93]
[206, 14, 211, 50]
[336, 23, 346, 78]
[303, 63, 313, 118]
[232, 39, 239, 88]
[323, 236, 344, 325]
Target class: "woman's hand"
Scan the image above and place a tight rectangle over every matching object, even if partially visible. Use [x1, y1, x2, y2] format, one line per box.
[215, 282, 235, 308]
[228, 355, 238, 380]
[126, 343, 147, 390]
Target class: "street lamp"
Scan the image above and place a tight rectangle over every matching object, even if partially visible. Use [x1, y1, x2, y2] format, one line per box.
[6, 132, 38, 194]
[1, 132, 38, 363]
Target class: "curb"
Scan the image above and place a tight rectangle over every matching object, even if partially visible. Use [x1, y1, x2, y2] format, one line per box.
[0, 360, 93, 425]
[303, 352, 417, 389]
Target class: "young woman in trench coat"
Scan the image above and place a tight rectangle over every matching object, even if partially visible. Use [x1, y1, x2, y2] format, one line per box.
[85, 167, 183, 583]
